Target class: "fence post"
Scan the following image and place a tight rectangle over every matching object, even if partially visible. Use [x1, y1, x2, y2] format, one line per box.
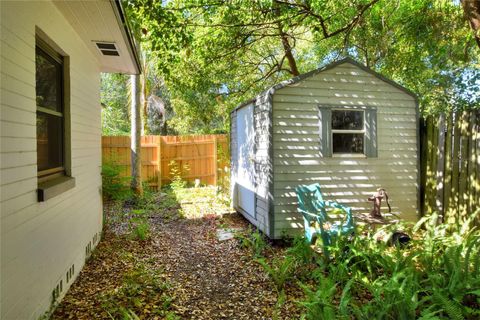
[467, 111, 477, 215]
[157, 136, 162, 190]
[423, 116, 435, 215]
[443, 114, 453, 224]
[419, 118, 427, 216]
[475, 112, 480, 224]
[213, 135, 218, 186]
[459, 111, 470, 220]
[451, 112, 461, 222]
[436, 114, 446, 218]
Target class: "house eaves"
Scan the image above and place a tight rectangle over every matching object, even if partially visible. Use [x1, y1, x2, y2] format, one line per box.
[54, 0, 142, 74]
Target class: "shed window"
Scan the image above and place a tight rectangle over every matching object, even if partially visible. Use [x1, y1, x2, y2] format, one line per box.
[319, 106, 377, 158]
[331, 110, 364, 154]
[36, 40, 65, 181]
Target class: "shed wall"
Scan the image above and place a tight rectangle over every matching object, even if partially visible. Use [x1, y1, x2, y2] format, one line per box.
[231, 97, 273, 236]
[230, 111, 238, 204]
[271, 62, 418, 238]
[1, 2, 102, 319]
[253, 94, 272, 236]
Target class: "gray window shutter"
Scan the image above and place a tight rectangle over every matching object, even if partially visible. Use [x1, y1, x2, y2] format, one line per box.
[365, 108, 377, 157]
[318, 108, 332, 157]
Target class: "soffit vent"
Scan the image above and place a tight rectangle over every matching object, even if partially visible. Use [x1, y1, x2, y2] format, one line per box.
[94, 42, 120, 56]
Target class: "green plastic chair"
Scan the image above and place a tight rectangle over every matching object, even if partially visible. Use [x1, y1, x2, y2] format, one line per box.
[295, 183, 355, 255]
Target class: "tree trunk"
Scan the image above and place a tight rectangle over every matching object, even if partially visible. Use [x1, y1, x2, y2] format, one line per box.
[279, 29, 300, 76]
[142, 73, 148, 134]
[273, 1, 300, 77]
[461, 0, 480, 49]
[131, 74, 143, 195]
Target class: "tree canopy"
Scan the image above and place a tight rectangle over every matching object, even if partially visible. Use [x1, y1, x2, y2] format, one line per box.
[104, 0, 480, 134]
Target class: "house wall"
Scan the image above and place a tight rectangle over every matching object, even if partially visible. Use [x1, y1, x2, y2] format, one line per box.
[1, 2, 103, 319]
[271, 62, 418, 238]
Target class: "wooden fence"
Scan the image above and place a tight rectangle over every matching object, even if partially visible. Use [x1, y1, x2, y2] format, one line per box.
[420, 110, 480, 223]
[102, 135, 229, 188]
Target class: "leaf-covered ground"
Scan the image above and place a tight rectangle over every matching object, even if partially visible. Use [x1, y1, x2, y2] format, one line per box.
[52, 188, 302, 319]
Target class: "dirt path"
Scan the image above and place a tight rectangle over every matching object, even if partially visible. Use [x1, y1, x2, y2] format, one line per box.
[52, 192, 301, 319]
[149, 216, 279, 319]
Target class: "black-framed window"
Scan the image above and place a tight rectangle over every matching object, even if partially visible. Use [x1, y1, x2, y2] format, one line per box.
[36, 40, 65, 180]
[331, 110, 364, 154]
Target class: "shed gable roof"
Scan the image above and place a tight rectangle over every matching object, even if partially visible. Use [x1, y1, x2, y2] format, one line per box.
[233, 57, 417, 112]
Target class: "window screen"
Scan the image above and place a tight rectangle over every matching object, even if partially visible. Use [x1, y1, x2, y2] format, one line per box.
[331, 110, 365, 154]
[36, 43, 64, 178]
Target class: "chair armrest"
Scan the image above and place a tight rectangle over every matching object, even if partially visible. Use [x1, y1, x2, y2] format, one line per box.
[297, 208, 320, 220]
[324, 200, 350, 211]
[297, 209, 327, 228]
[324, 200, 353, 219]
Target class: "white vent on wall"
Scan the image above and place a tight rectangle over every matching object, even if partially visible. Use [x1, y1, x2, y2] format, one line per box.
[94, 41, 119, 56]
[93, 232, 99, 245]
[66, 264, 75, 283]
[52, 279, 63, 304]
[85, 241, 92, 260]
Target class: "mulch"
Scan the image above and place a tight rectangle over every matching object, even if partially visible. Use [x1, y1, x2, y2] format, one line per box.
[52, 198, 302, 319]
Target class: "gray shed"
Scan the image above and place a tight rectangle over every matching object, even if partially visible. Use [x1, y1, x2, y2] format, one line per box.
[230, 58, 419, 239]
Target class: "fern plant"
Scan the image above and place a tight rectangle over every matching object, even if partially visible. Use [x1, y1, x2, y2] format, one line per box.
[236, 227, 268, 258]
[298, 273, 339, 320]
[257, 255, 294, 294]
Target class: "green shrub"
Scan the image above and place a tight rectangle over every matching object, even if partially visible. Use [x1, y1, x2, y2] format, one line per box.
[101, 160, 131, 200]
[294, 210, 480, 319]
[168, 160, 187, 191]
[100, 263, 174, 319]
[257, 255, 295, 294]
[128, 209, 150, 241]
[298, 273, 339, 320]
[236, 227, 268, 258]
[286, 236, 314, 265]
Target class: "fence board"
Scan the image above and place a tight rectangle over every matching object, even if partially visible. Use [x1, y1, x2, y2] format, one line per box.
[436, 114, 445, 216]
[467, 112, 476, 215]
[421, 110, 480, 226]
[102, 134, 229, 189]
[443, 114, 453, 223]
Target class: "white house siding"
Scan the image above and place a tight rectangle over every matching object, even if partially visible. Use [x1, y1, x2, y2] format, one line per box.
[1, 2, 102, 319]
[271, 62, 418, 238]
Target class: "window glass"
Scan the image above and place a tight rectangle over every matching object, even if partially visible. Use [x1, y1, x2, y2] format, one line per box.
[36, 42, 64, 177]
[331, 109, 365, 154]
[332, 110, 363, 130]
[36, 48, 62, 112]
[332, 133, 364, 153]
[37, 113, 63, 171]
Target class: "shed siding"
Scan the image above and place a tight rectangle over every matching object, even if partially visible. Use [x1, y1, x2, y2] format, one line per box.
[272, 63, 418, 238]
[231, 97, 272, 236]
[1, 2, 102, 319]
[230, 111, 238, 204]
[253, 94, 272, 236]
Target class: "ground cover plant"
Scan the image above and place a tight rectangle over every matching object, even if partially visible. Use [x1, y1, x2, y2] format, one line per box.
[247, 210, 480, 320]
[52, 182, 303, 319]
[56, 166, 480, 319]
[101, 160, 132, 201]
